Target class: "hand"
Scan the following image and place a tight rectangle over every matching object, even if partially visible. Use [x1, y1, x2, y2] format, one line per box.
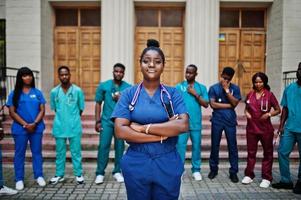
[95, 121, 102, 132]
[259, 113, 270, 120]
[25, 123, 36, 133]
[277, 126, 284, 135]
[245, 111, 252, 119]
[221, 79, 230, 91]
[130, 122, 144, 133]
[187, 85, 197, 97]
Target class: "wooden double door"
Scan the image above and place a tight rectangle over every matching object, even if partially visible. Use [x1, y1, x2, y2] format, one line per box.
[54, 27, 100, 100]
[219, 29, 266, 97]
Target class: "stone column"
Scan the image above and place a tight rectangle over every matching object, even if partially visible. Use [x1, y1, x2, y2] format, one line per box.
[101, 0, 135, 83]
[6, 0, 41, 83]
[185, 0, 219, 87]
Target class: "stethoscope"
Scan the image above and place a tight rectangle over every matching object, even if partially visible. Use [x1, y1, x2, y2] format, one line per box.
[129, 82, 175, 118]
[55, 85, 75, 105]
[246, 91, 268, 112]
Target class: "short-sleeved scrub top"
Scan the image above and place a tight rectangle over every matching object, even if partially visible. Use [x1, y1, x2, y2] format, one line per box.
[281, 82, 301, 133]
[50, 84, 85, 138]
[95, 80, 131, 125]
[111, 84, 187, 153]
[176, 81, 209, 131]
[208, 83, 241, 127]
[245, 89, 279, 134]
[6, 88, 46, 135]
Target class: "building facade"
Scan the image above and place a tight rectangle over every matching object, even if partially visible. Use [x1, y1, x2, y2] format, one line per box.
[0, 0, 300, 100]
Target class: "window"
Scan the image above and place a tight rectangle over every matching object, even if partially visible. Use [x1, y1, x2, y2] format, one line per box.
[136, 9, 158, 27]
[136, 8, 184, 27]
[56, 9, 78, 26]
[161, 9, 183, 27]
[220, 10, 239, 28]
[242, 10, 265, 28]
[220, 9, 265, 28]
[81, 9, 101, 26]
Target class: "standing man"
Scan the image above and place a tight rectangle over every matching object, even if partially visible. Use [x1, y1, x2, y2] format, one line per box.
[272, 62, 301, 194]
[49, 66, 85, 185]
[94, 63, 131, 184]
[176, 64, 209, 181]
[208, 67, 241, 183]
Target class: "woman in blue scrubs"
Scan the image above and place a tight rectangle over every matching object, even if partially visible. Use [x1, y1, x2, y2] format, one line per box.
[6, 67, 46, 190]
[111, 39, 189, 200]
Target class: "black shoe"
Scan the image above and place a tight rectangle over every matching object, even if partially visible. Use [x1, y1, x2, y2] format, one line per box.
[208, 171, 218, 179]
[229, 174, 239, 183]
[293, 181, 301, 194]
[272, 181, 294, 189]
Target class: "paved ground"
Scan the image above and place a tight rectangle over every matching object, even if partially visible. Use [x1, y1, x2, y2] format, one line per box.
[0, 161, 300, 200]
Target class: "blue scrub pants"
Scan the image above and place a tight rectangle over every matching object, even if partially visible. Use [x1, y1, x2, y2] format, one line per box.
[177, 130, 202, 173]
[96, 122, 124, 175]
[278, 130, 301, 183]
[55, 136, 82, 177]
[13, 132, 43, 181]
[209, 122, 238, 175]
[121, 147, 184, 200]
[0, 145, 4, 187]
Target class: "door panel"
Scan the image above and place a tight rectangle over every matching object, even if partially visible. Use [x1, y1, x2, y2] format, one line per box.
[240, 31, 266, 96]
[79, 28, 101, 100]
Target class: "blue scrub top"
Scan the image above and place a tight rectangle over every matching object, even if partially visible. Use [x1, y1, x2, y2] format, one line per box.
[176, 81, 209, 130]
[95, 80, 131, 125]
[208, 82, 241, 126]
[281, 82, 301, 133]
[111, 84, 187, 154]
[6, 88, 46, 135]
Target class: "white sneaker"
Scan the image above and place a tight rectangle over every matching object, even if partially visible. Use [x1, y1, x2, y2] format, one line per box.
[36, 177, 46, 187]
[113, 173, 124, 183]
[192, 172, 202, 181]
[94, 175, 104, 184]
[15, 181, 24, 191]
[49, 176, 65, 185]
[242, 176, 253, 184]
[259, 179, 271, 188]
[0, 186, 18, 195]
[76, 176, 85, 184]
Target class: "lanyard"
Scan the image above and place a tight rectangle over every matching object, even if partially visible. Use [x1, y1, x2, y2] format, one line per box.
[129, 82, 175, 118]
[246, 91, 269, 112]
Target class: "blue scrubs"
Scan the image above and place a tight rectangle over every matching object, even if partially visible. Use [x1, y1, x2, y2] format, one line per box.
[111, 85, 187, 200]
[208, 83, 241, 175]
[6, 88, 46, 181]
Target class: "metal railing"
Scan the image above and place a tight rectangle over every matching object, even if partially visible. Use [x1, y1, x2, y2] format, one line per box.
[0, 66, 40, 106]
[283, 70, 297, 88]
